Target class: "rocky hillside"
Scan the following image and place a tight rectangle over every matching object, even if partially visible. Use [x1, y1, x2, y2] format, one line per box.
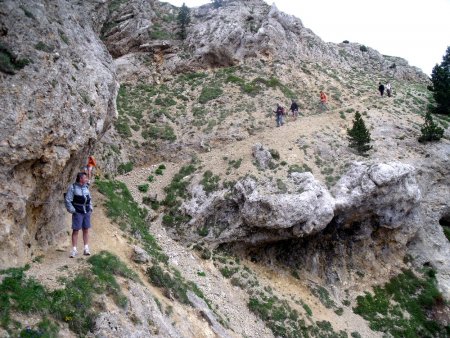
[1, 0, 450, 337]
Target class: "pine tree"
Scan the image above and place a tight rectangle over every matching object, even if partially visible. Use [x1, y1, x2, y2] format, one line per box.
[418, 111, 444, 142]
[177, 3, 190, 40]
[347, 112, 372, 155]
[428, 46, 450, 115]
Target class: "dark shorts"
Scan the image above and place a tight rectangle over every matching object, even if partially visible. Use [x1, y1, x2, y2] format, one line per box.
[72, 212, 92, 230]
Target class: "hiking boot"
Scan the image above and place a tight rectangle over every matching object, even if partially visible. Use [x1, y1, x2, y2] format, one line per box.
[83, 248, 91, 256]
[70, 248, 78, 258]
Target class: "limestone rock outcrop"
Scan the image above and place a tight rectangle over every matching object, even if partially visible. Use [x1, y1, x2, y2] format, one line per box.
[181, 162, 421, 247]
[333, 162, 421, 230]
[0, 0, 117, 267]
[182, 171, 335, 245]
[94, 280, 182, 337]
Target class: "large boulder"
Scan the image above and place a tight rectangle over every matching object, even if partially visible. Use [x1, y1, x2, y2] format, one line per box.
[181, 172, 335, 245]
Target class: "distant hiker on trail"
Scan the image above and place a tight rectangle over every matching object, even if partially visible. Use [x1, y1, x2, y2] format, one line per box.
[65, 172, 93, 258]
[378, 82, 385, 96]
[274, 104, 285, 127]
[290, 100, 299, 120]
[386, 82, 392, 97]
[86, 155, 96, 180]
[319, 91, 328, 111]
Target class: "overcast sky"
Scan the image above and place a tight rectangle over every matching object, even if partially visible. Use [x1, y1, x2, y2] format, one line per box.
[165, 0, 450, 76]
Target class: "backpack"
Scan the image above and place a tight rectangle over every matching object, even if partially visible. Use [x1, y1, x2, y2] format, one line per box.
[63, 184, 75, 199]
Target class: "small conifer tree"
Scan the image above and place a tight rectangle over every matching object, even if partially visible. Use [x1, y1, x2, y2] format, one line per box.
[177, 3, 190, 40]
[418, 111, 444, 142]
[428, 46, 450, 115]
[347, 112, 372, 155]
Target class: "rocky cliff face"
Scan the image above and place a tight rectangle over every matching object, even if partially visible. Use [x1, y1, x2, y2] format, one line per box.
[100, 0, 426, 81]
[0, 0, 117, 267]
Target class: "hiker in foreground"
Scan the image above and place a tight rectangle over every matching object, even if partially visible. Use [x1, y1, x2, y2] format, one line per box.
[65, 172, 93, 258]
[274, 104, 285, 127]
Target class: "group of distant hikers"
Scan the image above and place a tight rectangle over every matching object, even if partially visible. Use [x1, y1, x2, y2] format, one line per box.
[64, 155, 97, 258]
[274, 91, 328, 127]
[274, 83, 392, 127]
[378, 82, 392, 97]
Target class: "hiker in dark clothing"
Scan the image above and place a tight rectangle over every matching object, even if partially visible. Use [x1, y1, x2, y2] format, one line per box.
[378, 82, 385, 96]
[274, 104, 284, 127]
[290, 100, 299, 120]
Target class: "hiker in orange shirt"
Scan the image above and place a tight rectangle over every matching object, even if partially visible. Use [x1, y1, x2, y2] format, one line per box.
[319, 91, 328, 111]
[86, 156, 97, 180]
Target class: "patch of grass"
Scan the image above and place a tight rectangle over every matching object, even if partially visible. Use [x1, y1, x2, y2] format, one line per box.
[161, 164, 197, 228]
[219, 266, 239, 278]
[147, 175, 155, 182]
[353, 268, 449, 337]
[87, 251, 139, 307]
[96, 180, 167, 263]
[154, 95, 176, 107]
[142, 124, 176, 141]
[0, 252, 136, 336]
[199, 85, 223, 103]
[288, 164, 311, 174]
[147, 264, 206, 306]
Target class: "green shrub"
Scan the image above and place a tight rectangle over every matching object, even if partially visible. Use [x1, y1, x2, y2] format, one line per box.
[197, 226, 209, 237]
[138, 184, 149, 192]
[142, 125, 176, 141]
[96, 180, 167, 262]
[117, 162, 133, 174]
[35, 41, 54, 53]
[360, 45, 368, 52]
[442, 226, 450, 242]
[0, 43, 30, 75]
[115, 118, 132, 138]
[201, 170, 220, 195]
[418, 112, 444, 142]
[269, 149, 280, 160]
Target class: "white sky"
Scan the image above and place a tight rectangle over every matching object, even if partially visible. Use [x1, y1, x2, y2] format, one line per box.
[165, 0, 450, 75]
